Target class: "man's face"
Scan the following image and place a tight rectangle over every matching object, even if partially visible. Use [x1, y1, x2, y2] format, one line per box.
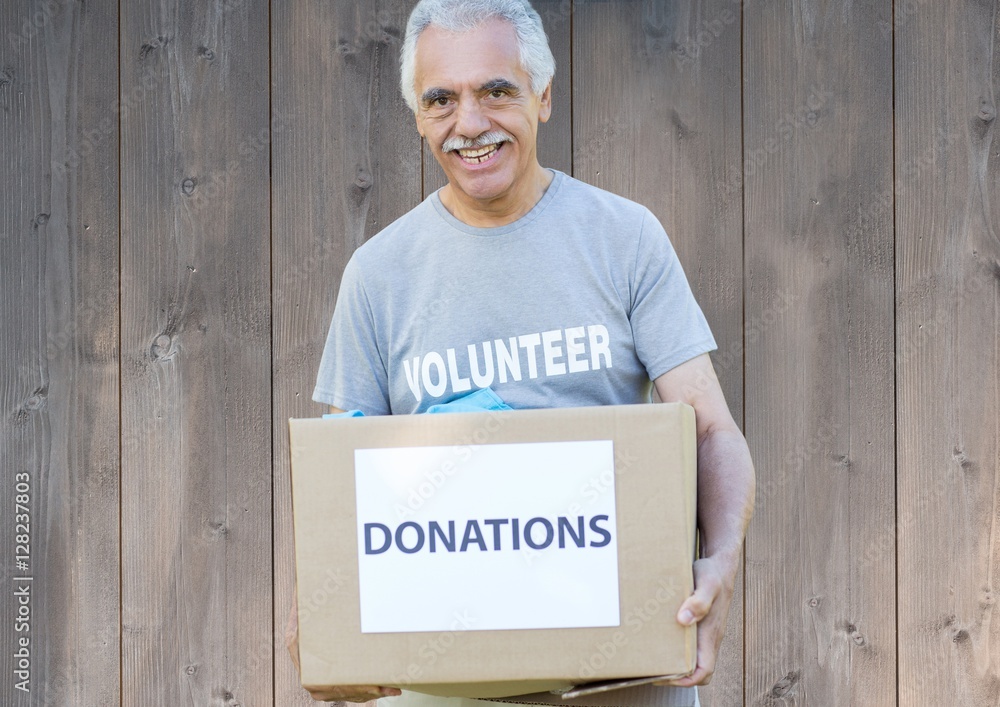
[413, 19, 552, 208]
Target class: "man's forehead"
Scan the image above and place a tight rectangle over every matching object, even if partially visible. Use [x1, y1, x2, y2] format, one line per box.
[413, 19, 527, 89]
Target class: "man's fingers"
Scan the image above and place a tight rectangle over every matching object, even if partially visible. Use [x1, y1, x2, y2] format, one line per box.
[677, 559, 726, 625]
[653, 664, 713, 688]
[677, 583, 717, 625]
[308, 686, 402, 702]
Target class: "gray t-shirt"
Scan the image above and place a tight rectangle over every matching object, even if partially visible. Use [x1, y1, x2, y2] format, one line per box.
[314, 170, 716, 413]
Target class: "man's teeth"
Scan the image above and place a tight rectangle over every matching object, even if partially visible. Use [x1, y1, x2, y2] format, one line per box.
[457, 143, 500, 162]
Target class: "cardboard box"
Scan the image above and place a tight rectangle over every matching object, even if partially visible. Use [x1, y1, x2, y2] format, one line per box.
[289, 403, 697, 704]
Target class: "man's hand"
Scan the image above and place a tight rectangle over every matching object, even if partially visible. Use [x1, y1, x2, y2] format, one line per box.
[285, 592, 402, 702]
[654, 554, 738, 687]
[651, 353, 755, 688]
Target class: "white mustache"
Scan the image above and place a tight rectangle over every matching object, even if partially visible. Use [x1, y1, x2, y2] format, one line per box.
[442, 131, 514, 152]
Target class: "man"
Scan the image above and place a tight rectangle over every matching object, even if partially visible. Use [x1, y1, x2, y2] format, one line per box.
[286, 1, 755, 705]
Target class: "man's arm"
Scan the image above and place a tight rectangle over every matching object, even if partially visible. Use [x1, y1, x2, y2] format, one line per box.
[285, 406, 403, 703]
[652, 353, 755, 687]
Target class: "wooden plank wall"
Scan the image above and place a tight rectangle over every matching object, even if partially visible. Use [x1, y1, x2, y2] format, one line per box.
[118, 0, 273, 705]
[743, 1, 897, 705]
[1, 1, 121, 706]
[1, 1, 998, 706]
[895, 1, 1000, 704]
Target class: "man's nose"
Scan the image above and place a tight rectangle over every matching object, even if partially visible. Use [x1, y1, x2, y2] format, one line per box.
[454, 98, 491, 138]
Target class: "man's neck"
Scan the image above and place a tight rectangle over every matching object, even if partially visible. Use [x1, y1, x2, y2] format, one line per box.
[439, 165, 554, 228]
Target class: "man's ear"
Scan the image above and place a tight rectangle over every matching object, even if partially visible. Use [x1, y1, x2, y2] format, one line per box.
[414, 109, 425, 138]
[538, 81, 553, 124]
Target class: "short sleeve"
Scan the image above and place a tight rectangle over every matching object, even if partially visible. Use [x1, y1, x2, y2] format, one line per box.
[629, 209, 717, 380]
[312, 256, 391, 415]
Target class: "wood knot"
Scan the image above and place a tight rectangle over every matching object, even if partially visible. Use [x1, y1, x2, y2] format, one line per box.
[184, 664, 198, 675]
[24, 389, 47, 411]
[139, 35, 168, 60]
[952, 628, 970, 644]
[952, 446, 974, 471]
[150, 334, 176, 362]
[354, 169, 373, 190]
[0, 68, 14, 88]
[931, 614, 957, 633]
[978, 101, 995, 123]
[379, 29, 399, 45]
[670, 109, 695, 140]
[181, 178, 197, 195]
[839, 620, 867, 646]
[770, 670, 800, 697]
[34, 213, 49, 227]
[198, 46, 215, 61]
[807, 596, 822, 608]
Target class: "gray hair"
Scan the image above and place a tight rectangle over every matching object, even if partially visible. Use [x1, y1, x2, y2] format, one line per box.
[400, 0, 556, 113]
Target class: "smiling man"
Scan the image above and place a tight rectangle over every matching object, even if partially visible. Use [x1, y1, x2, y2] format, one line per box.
[286, 1, 755, 706]
[408, 12, 553, 227]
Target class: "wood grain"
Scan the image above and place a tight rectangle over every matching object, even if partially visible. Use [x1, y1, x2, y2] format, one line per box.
[895, 1, 1000, 704]
[0, 1, 119, 705]
[743, 1, 895, 705]
[119, 1, 272, 704]
[421, 0, 573, 195]
[0, 0, 121, 705]
[572, 2, 744, 704]
[270, 0, 422, 703]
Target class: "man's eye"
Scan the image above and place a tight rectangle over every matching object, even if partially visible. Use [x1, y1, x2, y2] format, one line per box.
[489, 89, 506, 98]
[434, 97, 449, 106]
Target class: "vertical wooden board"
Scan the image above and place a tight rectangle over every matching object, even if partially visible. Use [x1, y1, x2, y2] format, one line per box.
[573, 2, 743, 703]
[271, 1, 421, 703]
[421, 0, 573, 195]
[119, 1, 272, 704]
[0, 1, 120, 705]
[895, 1, 1000, 704]
[743, 1, 895, 706]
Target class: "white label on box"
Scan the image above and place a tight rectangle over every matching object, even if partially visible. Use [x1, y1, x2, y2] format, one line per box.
[354, 440, 620, 634]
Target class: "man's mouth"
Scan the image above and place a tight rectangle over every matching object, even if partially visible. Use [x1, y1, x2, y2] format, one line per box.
[455, 142, 503, 165]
